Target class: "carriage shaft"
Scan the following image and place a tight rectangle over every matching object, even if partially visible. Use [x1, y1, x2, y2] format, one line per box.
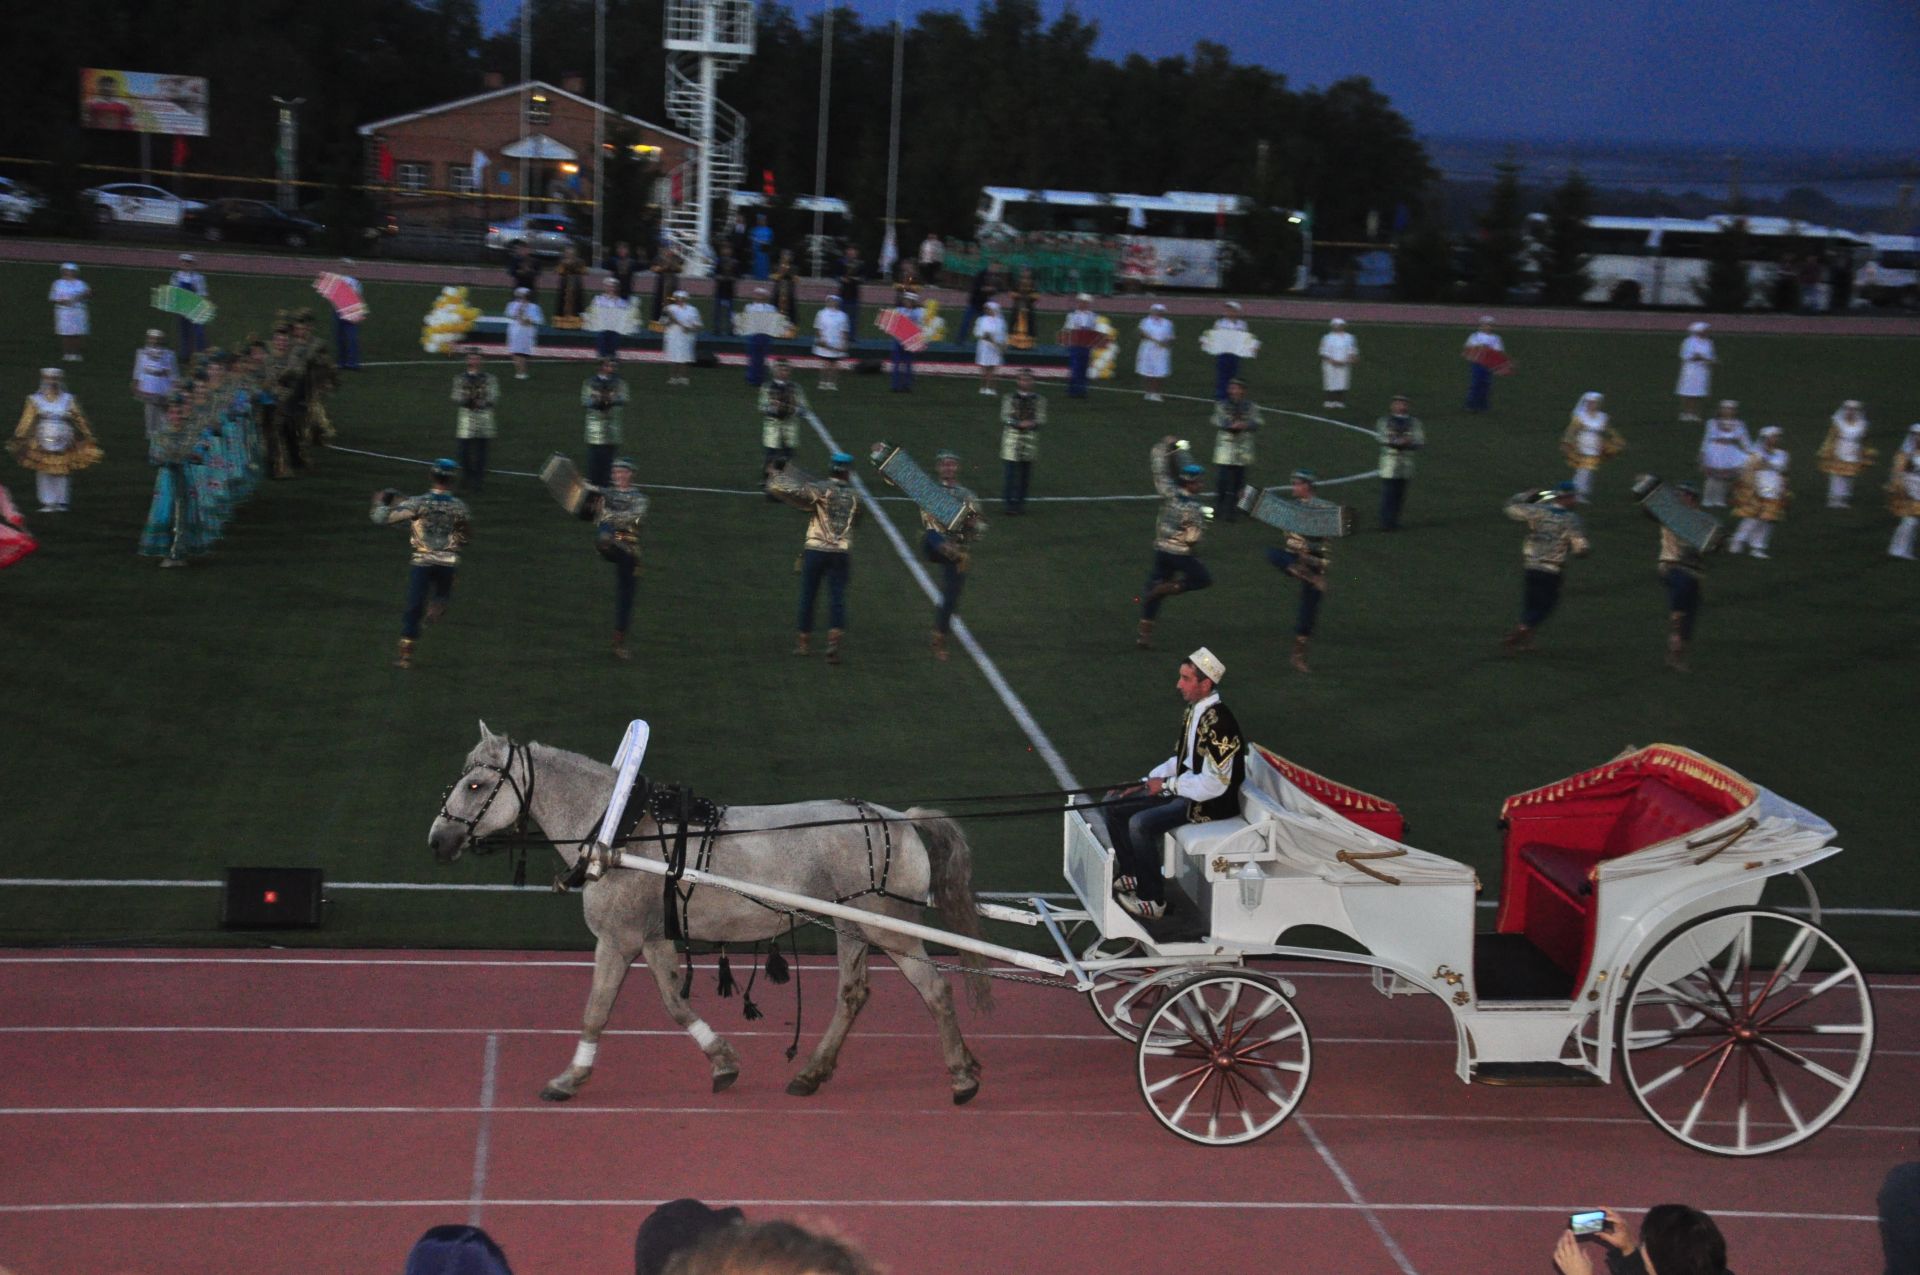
[608, 852, 1077, 981]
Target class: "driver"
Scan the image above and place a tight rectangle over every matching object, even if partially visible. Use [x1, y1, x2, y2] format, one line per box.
[1104, 647, 1244, 920]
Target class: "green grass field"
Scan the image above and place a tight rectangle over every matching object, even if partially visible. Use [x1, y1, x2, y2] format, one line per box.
[2, 261, 1915, 966]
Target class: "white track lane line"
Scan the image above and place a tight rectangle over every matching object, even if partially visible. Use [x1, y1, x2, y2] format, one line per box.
[465, 1033, 499, 1227]
[1298, 1116, 1420, 1275]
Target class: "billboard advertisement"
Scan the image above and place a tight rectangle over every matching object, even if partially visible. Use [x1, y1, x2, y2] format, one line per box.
[79, 69, 209, 137]
[1120, 235, 1227, 290]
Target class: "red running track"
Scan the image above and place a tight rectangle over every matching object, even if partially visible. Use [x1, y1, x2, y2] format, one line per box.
[0, 951, 1910, 1274]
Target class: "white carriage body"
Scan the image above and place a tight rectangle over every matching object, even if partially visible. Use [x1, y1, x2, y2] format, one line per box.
[1063, 744, 1841, 1084]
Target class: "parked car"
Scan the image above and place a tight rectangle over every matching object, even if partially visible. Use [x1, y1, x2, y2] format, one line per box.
[186, 198, 325, 248]
[0, 176, 46, 227]
[485, 213, 582, 257]
[82, 182, 204, 227]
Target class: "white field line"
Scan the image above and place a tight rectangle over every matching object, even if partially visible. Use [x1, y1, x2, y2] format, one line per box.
[1299, 1116, 1420, 1275]
[464, 1034, 498, 1225]
[0, 1196, 1878, 1223]
[799, 405, 1080, 791]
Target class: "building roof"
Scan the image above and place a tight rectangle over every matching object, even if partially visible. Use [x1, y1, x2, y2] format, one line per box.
[358, 80, 695, 146]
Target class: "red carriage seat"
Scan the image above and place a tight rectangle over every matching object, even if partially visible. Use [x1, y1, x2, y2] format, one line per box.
[1494, 745, 1754, 987]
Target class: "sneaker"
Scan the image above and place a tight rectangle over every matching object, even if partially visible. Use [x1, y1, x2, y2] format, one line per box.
[979, 386, 996, 395]
[1749, 548, 1770, 560]
[1119, 894, 1166, 920]
[1726, 540, 1746, 555]
[1113, 874, 1138, 894]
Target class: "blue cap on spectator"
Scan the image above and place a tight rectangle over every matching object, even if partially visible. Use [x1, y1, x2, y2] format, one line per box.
[1179, 463, 1206, 479]
[829, 451, 854, 467]
[433, 458, 459, 477]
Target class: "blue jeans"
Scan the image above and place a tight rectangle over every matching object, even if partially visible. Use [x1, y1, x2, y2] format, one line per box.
[797, 549, 849, 632]
[1002, 459, 1032, 512]
[1215, 465, 1245, 520]
[1105, 794, 1191, 904]
[178, 318, 206, 360]
[1466, 362, 1493, 412]
[1142, 551, 1211, 618]
[586, 444, 616, 488]
[335, 317, 360, 370]
[958, 305, 981, 349]
[1380, 477, 1408, 530]
[1521, 569, 1562, 628]
[1663, 568, 1700, 639]
[1265, 547, 1324, 635]
[457, 437, 490, 492]
[599, 539, 638, 633]
[596, 328, 622, 359]
[1214, 353, 1240, 400]
[745, 333, 771, 386]
[890, 342, 914, 391]
[1066, 347, 1090, 397]
[402, 565, 456, 637]
[712, 298, 734, 335]
[922, 530, 966, 633]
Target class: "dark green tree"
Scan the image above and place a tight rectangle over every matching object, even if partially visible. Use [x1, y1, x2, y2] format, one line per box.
[1394, 216, 1455, 302]
[1695, 212, 1754, 312]
[1468, 157, 1527, 304]
[1537, 168, 1594, 306]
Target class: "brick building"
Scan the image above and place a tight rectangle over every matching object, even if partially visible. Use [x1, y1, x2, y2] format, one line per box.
[357, 77, 696, 236]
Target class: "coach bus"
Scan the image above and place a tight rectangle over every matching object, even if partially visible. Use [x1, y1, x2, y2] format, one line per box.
[975, 187, 1248, 289]
[1856, 234, 1920, 308]
[1532, 213, 1872, 308]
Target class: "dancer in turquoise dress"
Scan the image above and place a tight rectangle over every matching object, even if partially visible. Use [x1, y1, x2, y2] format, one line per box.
[138, 394, 213, 566]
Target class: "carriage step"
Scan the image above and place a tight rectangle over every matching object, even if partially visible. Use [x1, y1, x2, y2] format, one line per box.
[1471, 1062, 1604, 1088]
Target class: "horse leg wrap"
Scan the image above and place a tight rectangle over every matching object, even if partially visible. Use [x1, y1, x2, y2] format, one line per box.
[571, 1040, 598, 1069]
[689, 1018, 717, 1050]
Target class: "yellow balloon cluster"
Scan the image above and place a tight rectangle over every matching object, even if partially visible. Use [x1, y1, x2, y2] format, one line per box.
[421, 286, 482, 355]
[920, 298, 948, 344]
[1092, 316, 1119, 380]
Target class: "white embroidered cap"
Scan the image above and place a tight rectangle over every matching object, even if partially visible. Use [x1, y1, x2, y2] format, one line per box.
[40, 367, 62, 378]
[1330, 317, 1346, 327]
[1188, 646, 1225, 684]
[1688, 321, 1709, 333]
[145, 328, 162, 339]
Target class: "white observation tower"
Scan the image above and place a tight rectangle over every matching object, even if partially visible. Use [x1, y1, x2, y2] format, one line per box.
[663, 0, 754, 277]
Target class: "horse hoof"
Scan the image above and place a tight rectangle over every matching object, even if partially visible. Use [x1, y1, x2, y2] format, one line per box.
[953, 1082, 980, 1106]
[712, 1071, 739, 1094]
[540, 1086, 574, 1103]
[786, 1077, 819, 1098]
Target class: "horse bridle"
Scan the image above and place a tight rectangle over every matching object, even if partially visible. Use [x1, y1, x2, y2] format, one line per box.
[438, 738, 536, 855]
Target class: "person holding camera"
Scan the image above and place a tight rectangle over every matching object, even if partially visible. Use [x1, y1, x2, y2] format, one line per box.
[1553, 1204, 1730, 1275]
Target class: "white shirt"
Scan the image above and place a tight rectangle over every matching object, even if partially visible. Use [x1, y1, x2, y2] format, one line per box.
[1139, 315, 1174, 346]
[1830, 411, 1869, 463]
[1065, 308, 1096, 331]
[1679, 334, 1714, 365]
[1146, 692, 1230, 803]
[1318, 331, 1357, 365]
[813, 307, 850, 352]
[1213, 316, 1248, 332]
[973, 314, 1007, 345]
[133, 345, 177, 396]
[1751, 448, 1789, 499]
[50, 278, 89, 308]
[1465, 331, 1503, 352]
[507, 300, 542, 327]
[666, 302, 701, 330]
[170, 269, 208, 296]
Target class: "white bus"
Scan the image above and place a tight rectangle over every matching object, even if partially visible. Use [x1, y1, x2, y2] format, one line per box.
[975, 187, 1248, 289]
[1856, 234, 1919, 308]
[1534, 214, 1872, 307]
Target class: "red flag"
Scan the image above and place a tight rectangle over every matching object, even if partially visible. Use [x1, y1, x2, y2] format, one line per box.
[172, 136, 189, 168]
[762, 168, 776, 197]
[377, 139, 396, 183]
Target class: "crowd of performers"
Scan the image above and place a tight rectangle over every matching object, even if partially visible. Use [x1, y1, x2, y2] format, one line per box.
[7, 300, 342, 569]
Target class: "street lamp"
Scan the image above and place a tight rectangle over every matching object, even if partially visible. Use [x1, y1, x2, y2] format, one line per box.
[271, 96, 305, 212]
[1287, 207, 1313, 293]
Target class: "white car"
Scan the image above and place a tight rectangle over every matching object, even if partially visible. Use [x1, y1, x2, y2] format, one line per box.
[0, 177, 44, 226]
[83, 183, 205, 228]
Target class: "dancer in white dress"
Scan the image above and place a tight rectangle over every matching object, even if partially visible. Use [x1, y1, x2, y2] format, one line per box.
[1695, 401, 1751, 508]
[661, 289, 702, 386]
[1816, 400, 1874, 508]
[972, 300, 1008, 395]
[1558, 391, 1625, 502]
[49, 264, 90, 363]
[504, 288, 543, 380]
[1888, 423, 1920, 560]
[1134, 303, 1173, 401]
[812, 294, 850, 392]
[1727, 427, 1790, 558]
[1675, 321, 1715, 421]
[1318, 317, 1357, 409]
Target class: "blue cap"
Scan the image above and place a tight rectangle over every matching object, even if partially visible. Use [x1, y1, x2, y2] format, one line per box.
[1179, 463, 1206, 479]
[432, 457, 459, 476]
[829, 451, 854, 467]
[612, 456, 636, 472]
[1291, 468, 1317, 483]
[1552, 480, 1576, 493]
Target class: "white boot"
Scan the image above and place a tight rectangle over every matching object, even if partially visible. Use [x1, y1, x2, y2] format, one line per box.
[1572, 468, 1594, 502]
[1827, 475, 1852, 508]
[1702, 476, 1729, 508]
[1727, 518, 1754, 554]
[1891, 517, 1918, 560]
[1750, 522, 1773, 559]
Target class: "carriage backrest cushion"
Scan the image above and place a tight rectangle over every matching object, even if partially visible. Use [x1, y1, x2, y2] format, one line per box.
[1602, 779, 1730, 857]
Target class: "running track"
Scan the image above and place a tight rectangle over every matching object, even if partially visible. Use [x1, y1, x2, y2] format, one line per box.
[0, 952, 1909, 1273]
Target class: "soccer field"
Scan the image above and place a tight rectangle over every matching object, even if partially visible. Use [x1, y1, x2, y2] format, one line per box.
[2, 261, 1915, 966]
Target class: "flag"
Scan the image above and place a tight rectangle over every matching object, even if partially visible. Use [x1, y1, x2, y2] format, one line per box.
[171, 137, 189, 169]
[878, 224, 898, 277]
[377, 140, 395, 183]
[471, 149, 489, 188]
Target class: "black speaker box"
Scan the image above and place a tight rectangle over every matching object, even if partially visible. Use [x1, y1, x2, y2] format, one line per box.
[221, 867, 325, 929]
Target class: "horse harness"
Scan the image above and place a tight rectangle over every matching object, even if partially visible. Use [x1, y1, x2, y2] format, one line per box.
[439, 739, 537, 856]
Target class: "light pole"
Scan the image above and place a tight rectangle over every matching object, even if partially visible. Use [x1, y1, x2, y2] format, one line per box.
[1288, 206, 1313, 292]
[272, 96, 305, 212]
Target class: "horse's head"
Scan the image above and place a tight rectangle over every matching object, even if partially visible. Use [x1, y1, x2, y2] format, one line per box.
[429, 721, 531, 862]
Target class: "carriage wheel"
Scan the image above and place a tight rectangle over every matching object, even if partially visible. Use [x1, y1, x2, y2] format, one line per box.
[1135, 972, 1311, 1146]
[1579, 871, 1825, 1058]
[1617, 908, 1873, 1156]
[1082, 938, 1196, 1043]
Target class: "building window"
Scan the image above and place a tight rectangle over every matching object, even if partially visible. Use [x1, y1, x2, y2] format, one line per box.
[528, 91, 551, 126]
[448, 163, 477, 195]
[395, 162, 428, 194]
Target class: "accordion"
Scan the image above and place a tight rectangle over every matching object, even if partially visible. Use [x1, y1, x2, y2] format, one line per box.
[540, 452, 593, 518]
[877, 308, 930, 353]
[1632, 474, 1722, 551]
[1200, 328, 1260, 358]
[1238, 487, 1354, 538]
[314, 272, 367, 322]
[870, 442, 972, 532]
[151, 284, 215, 326]
[1467, 345, 1515, 376]
[1063, 325, 1109, 350]
[735, 309, 796, 338]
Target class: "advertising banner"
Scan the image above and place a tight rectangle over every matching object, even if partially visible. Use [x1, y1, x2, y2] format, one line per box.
[80, 69, 209, 137]
[1119, 235, 1226, 289]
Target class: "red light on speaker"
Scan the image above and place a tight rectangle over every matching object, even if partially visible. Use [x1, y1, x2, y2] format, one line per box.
[263, 890, 279, 904]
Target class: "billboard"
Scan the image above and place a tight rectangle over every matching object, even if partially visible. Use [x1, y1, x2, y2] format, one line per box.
[1120, 235, 1227, 290]
[79, 69, 209, 137]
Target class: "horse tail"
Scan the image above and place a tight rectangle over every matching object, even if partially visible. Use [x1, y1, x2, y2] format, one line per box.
[906, 806, 994, 1013]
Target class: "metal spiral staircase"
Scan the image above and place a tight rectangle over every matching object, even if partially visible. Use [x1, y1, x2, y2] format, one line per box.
[662, 0, 754, 277]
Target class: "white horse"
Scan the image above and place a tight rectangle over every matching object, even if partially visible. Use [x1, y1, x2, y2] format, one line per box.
[429, 723, 991, 1103]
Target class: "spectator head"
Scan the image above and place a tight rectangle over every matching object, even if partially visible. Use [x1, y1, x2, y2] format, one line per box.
[1639, 1204, 1726, 1275]
[661, 1219, 874, 1275]
[1390, 394, 1410, 412]
[599, 357, 618, 376]
[602, 276, 619, 292]
[635, 1199, 745, 1275]
[825, 293, 841, 308]
[403, 1224, 512, 1275]
[466, 352, 483, 371]
[1016, 369, 1035, 391]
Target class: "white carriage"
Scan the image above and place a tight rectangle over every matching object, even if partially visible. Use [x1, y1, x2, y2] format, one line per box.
[602, 736, 1871, 1154]
[986, 743, 1873, 1152]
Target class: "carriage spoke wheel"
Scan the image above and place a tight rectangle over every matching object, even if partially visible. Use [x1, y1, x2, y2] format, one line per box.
[1618, 908, 1873, 1156]
[1135, 973, 1311, 1146]
[1082, 938, 1201, 1043]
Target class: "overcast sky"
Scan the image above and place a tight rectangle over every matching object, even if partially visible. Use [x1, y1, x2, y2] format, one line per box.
[479, 0, 1920, 150]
